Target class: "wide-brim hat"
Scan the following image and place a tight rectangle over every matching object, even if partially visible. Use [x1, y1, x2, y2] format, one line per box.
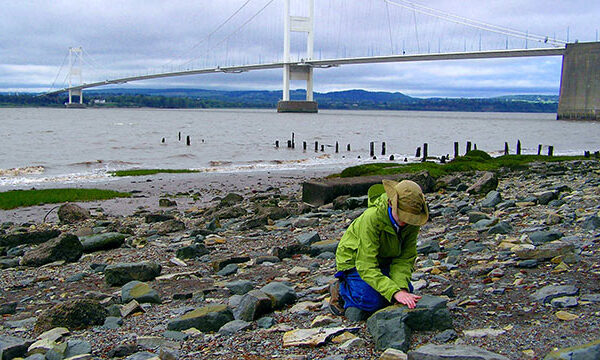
[382, 179, 429, 226]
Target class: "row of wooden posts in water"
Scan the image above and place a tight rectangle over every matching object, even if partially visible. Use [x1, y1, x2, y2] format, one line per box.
[273, 133, 574, 162]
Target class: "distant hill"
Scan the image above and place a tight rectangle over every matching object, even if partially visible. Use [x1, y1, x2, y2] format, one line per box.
[1, 88, 558, 113]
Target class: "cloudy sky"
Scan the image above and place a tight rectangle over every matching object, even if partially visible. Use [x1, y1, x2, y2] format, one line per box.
[1, 0, 598, 97]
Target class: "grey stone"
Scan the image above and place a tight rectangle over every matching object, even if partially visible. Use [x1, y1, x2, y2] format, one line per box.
[20, 233, 82, 267]
[488, 221, 513, 235]
[225, 280, 254, 295]
[530, 230, 563, 246]
[260, 282, 297, 309]
[464, 242, 486, 253]
[407, 344, 509, 360]
[58, 203, 90, 224]
[310, 240, 339, 256]
[468, 211, 490, 223]
[64, 339, 92, 358]
[175, 243, 209, 260]
[417, 239, 441, 255]
[144, 213, 174, 223]
[497, 200, 516, 210]
[155, 219, 185, 235]
[0, 230, 60, 248]
[345, 307, 369, 322]
[218, 320, 252, 335]
[366, 307, 411, 351]
[163, 330, 188, 341]
[4, 317, 36, 329]
[107, 343, 137, 358]
[481, 191, 502, 208]
[316, 252, 335, 260]
[124, 352, 157, 360]
[211, 256, 250, 271]
[515, 241, 575, 261]
[217, 263, 239, 276]
[582, 216, 600, 230]
[548, 199, 565, 207]
[434, 329, 458, 343]
[0, 257, 20, 269]
[121, 281, 161, 304]
[291, 217, 319, 228]
[467, 172, 498, 195]
[581, 294, 600, 303]
[103, 316, 123, 329]
[543, 339, 600, 360]
[296, 232, 321, 246]
[473, 219, 495, 230]
[233, 290, 273, 321]
[531, 285, 579, 304]
[0, 302, 18, 315]
[255, 256, 281, 264]
[405, 295, 453, 331]
[220, 193, 244, 207]
[104, 261, 161, 286]
[34, 299, 108, 333]
[23, 354, 45, 360]
[537, 191, 558, 205]
[516, 259, 539, 268]
[0, 335, 32, 360]
[256, 317, 276, 329]
[167, 304, 233, 332]
[271, 242, 310, 260]
[550, 296, 578, 308]
[79, 233, 126, 253]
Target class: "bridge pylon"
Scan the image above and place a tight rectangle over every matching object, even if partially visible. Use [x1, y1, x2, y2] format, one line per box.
[66, 47, 86, 108]
[277, 0, 318, 113]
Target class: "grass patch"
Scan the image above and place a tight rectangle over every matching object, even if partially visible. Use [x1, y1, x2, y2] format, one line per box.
[335, 153, 589, 179]
[0, 188, 131, 210]
[110, 169, 201, 177]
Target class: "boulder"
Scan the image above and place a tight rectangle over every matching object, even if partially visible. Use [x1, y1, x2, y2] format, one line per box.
[167, 304, 233, 332]
[0, 230, 61, 248]
[104, 261, 162, 286]
[121, 281, 161, 304]
[407, 344, 509, 360]
[80, 233, 126, 253]
[225, 280, 254, 295]
[144, 213, 174, 223]
[467, 172, 498, 195]
[529, 230, 563, 246]
[480, 191, 502, 208]
[531, 285, 579, 304]
[0, 335, 33, 360]
[20, 233, 82, 267]
[310, 240, 339, 256]
[261, 282, 297, 310]
[220, 193, 244, 207]
[175, 243, 209, 260]
[155, 220, 185, 235]
[34, 299, 108, 333]
[233, 290, 273, 321]
[544, 339, 600, 360]
[57, 203, 90, 224]
[366, 307, 411, 351]
[514, 241, 575, 261]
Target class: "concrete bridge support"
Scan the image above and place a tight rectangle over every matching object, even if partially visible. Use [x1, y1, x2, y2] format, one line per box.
[557, 42, 600, 120]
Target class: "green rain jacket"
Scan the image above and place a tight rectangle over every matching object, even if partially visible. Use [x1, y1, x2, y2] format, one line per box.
[335, 188, 419, 302]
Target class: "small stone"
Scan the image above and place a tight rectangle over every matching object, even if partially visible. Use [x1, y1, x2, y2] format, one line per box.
[103, 316, 123, 329]
[256, 317, 276, 329]
[58, 203, 90, 224]
[311, 315, 336, 328]
[407, 344, 509, 360]
[434, 329, 458, 343]
[282, 327, 352, 347]
[217, 263, 239, 276]
[531, 285, 579, 304]
[121, 281, 161, 304]
[463, 328, 506, 337]
[121, 300, 144, 317]
[481, 191, 502, 208]
[555, 311, 579, 321]
[379, 348, 407, 360]
[529, 230, 563, 246]
[551, 296, 578, 308]
[339, 337, 366, 349]
[344, 307, 369, 322]
[225, 280, 254, 295]
[218, 320, 251, 335]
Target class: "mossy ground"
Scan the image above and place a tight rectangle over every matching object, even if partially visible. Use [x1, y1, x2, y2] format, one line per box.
[0, 188, 131, 210]
[332, 152, 590, 179]
[110, 169, 201, 177]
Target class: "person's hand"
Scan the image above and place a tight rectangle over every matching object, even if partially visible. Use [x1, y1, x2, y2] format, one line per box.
[393, 290, 421, 309]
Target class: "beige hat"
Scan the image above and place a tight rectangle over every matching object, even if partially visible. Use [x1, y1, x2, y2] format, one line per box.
[382, 179, 429, 226]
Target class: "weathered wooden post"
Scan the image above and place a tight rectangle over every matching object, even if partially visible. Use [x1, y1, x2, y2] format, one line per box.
[516, 140, 521, 155]
[315, 141, 318, 152]
[504, 142, 509, 155]
[321, 145, 325, 152]
[466, 141, 472, 154]
[178, 132, 181, 141]
[335, 141, 339, 153]
[347, 144, 351, 151]
[303, 141, 307, 151]
[275, 140, 279, 148]
[287, 140, 292, 148]
[473, 144, 477, 150]
[389, 155, 395, 160]
[292, 132, 295, 149]
[186, 136, 190, 146]
[415, 147, 421, 158]
[584, 151, 591, 158]
[381, 142, 386, 156]
[422, 143, 428, 162]
[538, 144, 542, 155]
[370, 142, 375, 157]
[548, 146, 554, 156]
[454, 142, 459, 159]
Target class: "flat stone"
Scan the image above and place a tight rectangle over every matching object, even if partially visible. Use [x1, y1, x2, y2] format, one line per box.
[531, 285, 579, 304]
[550, 296, 578, 308]
[310, 240, 339, 256]
[79, 233, 126, 253]
[463, 328, 506, 337]
[481, 191, 502, 208]
[536, 191, 558, 205]
[407, 344, 509, 360]
[488, 221, 513, 235]
[121, 299, 144, 317]
[256, 317, 276, 329]
[124, 351, 159, 360]
[529, 230, 563, 246]
[339, 337, 366, 349]
[121, 281, 161, 304]
[104, 261, 162, 286]
[233, 290, 273, 321]
[175, 243, 209, 260]
[514, 241, 575, 261]
[472, 219, 496, 230]
[0, 335, 33, 360]
[380, 348, 408, 360]
[36, 327, 69, 342]
[218, 320, 251, 335]
[543, 338, 600, 360]
[282, 326, 354, 347]
[296, 232, 321, 246]
[20, 233, 82, 267]
[103, 316, 123, 329]
[434, 329, 458, 343]
[468, 211, 490, 223]
[581, 294, 600, 303]
[225, 280, 254, 295]
[167, 304, 233, 332]
[217, 263, 239, 276]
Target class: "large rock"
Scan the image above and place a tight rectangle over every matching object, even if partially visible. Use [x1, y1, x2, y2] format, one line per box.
[514, 241, 575, 260]
[104, 261, 162, 286]
[529, 230, 563, 246]
[407, 344, 509, 360]
[271, 242, 310, 260]
[233, 290, 273, 321]
[121, 281, 161, 304]
[80, 233, 126, 253]
[211, 256, 250, 272]
[404, 295, 453, 331]
[167, 304, 233, 332]
[0, 335, 33, 360]
[175, 243, 209, 260]
[57, 203, 90, 224]
[531, 285, 579, 304]
[20, 233, 82, 267]
[225, 280, 254, 295]
[220, 193, 244, 207]
[34, 299, 108, 333]
[310, 240, 339, 256]
[467, 172, 498, 195]
[582, 216, 600, 230]
[260, 282, 297, 310]
[0, 230, 61, 248]
[155, 220, 185, 235]
[480, 191, 502, 208]
[544, 339, 600, 360]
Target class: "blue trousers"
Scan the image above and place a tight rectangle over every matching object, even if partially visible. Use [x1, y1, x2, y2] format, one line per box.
[335, 267, 413, 313]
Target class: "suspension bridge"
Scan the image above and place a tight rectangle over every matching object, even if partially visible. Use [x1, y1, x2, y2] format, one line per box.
[44, 0, 599, 120]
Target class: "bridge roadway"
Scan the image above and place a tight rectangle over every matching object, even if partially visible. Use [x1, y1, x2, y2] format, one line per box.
[46, 47, 565, 95]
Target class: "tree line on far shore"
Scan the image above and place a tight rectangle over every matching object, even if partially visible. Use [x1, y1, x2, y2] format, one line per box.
[0, 90, 558, 113]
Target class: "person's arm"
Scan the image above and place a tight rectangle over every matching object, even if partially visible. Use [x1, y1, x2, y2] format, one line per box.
[389, 225, 421, 308]
[354, 211, 402, 302]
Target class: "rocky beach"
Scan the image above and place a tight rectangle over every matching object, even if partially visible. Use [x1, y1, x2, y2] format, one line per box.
[1, 160, 600, 360]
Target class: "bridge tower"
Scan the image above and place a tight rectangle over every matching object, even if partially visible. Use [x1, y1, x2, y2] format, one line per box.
[66, 47, 86, 108]
[277, 0, 318, 113]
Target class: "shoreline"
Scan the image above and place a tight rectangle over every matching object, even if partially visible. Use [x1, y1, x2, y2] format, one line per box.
[0, 168, 335, 224]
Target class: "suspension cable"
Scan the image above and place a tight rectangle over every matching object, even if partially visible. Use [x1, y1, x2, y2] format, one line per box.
[48, 52, 69, 92]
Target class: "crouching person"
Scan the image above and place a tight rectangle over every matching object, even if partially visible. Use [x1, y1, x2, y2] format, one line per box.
[330, 179, 429, 316]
